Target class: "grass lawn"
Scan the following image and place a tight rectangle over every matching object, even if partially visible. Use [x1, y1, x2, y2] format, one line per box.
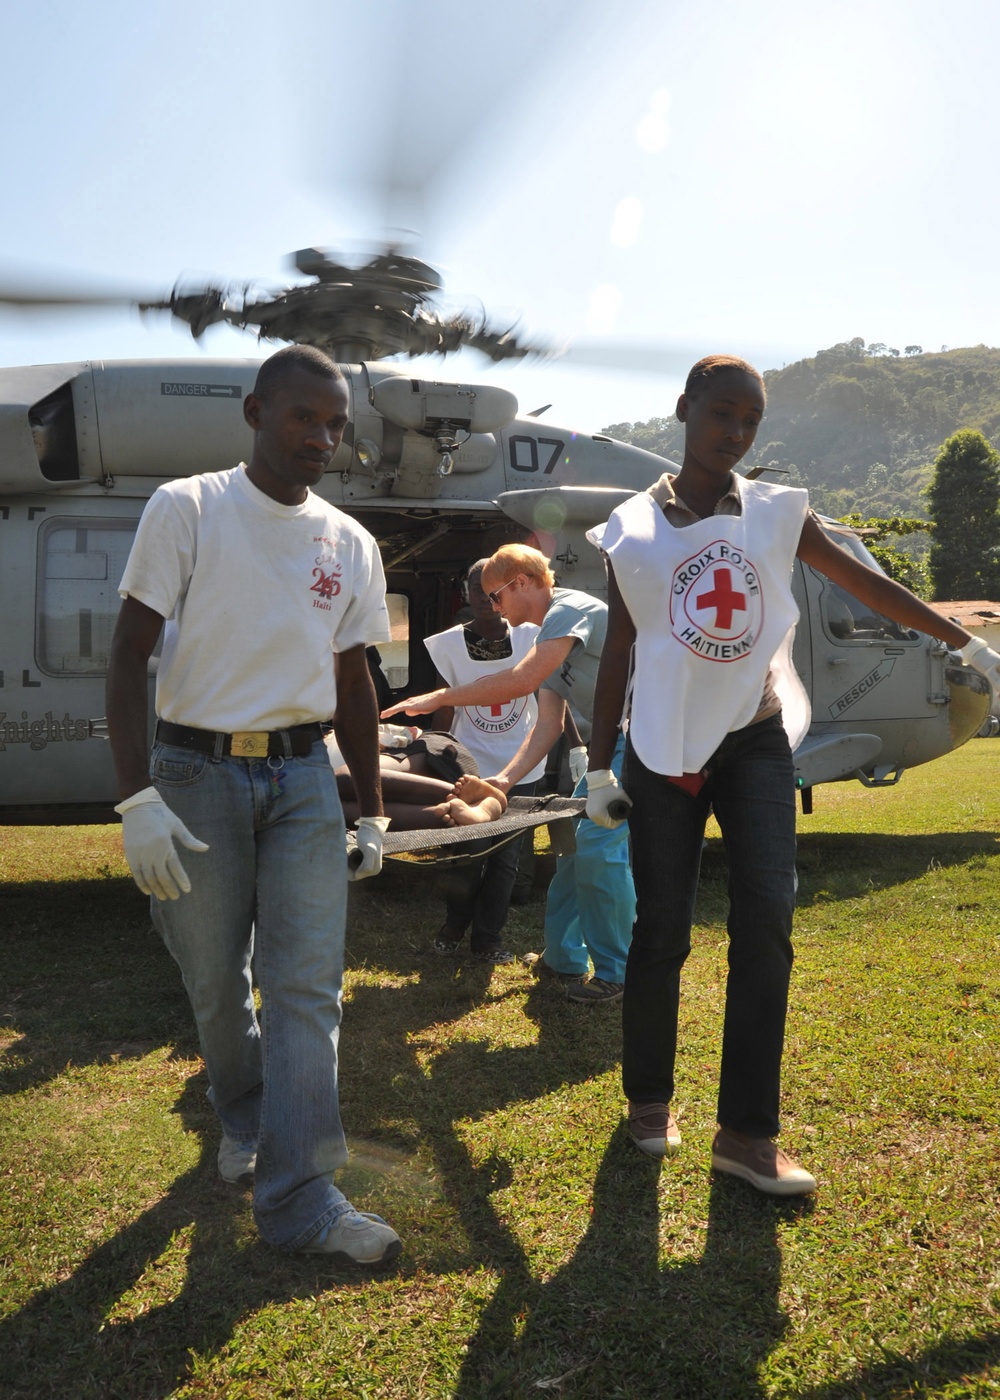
[1, 741, 999, 1398]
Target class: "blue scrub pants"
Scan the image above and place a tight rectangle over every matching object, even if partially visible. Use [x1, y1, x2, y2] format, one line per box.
[540, 731, 635, 984]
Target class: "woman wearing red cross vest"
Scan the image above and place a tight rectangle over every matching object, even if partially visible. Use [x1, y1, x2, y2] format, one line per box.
[585, 354, 1000, 1195]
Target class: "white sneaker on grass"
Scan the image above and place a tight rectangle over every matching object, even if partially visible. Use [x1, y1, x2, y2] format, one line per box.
[301, 1209, 403, 1266]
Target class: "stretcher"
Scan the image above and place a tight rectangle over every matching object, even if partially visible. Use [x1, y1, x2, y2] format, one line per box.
[347, 793, 587, 869]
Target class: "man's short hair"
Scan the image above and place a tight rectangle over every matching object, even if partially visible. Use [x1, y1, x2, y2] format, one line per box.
[465, 557, 492, 583]
[252, 344, 344, 399]
[485, 543, 555, 589]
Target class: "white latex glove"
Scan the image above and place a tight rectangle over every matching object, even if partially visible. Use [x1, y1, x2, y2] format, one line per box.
[568, 746, 588, 787]
[349, 816, 391, 881]
[960, 636, 1000, 691]
[584, 768, 633, 829]
[114, 786, 209, 900]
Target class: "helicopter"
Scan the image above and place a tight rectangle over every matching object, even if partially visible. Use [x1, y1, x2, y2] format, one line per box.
[0, 247, 991, 825]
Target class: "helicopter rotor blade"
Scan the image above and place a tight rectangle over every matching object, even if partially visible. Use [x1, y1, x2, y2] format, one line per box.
[552, 342, 703, 378]
[0, 284, 140, 310]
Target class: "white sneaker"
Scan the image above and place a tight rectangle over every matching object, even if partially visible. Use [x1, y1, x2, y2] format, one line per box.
[300, 1208, 403, 1266]
[217, 1134, 257, 1185]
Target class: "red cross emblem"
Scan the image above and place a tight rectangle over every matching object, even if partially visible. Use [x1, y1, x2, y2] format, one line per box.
[694, 567, 747, 629]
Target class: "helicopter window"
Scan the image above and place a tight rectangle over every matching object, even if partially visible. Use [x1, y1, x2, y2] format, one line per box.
[813, 525, 920, 645]
[36, 519, 138, 676]
[29, 381, 80, 482]
[379, 593, 410, 690]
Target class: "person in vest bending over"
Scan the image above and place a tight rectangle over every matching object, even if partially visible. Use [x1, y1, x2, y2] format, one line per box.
[382, 545, 636, 1005]
[586, 354, 1000, 1195]
[422, 558, 547, 964]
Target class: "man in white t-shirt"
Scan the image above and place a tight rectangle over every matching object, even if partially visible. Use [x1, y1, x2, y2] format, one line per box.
[106, 345, 401, 1267]
[424, 558, 545, 963]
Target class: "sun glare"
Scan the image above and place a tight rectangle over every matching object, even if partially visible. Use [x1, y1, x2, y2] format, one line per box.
[610, 197, 643, 249]
[635, 88, 670, 152]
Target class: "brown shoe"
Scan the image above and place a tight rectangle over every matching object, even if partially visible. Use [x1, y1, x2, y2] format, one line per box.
[627, 1102, 681, 1158]
[521, 952, 588, 986]
[711, 1127, 817, 1196]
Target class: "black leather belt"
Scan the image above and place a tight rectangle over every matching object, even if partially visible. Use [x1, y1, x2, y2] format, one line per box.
[155, 720, 325, 759]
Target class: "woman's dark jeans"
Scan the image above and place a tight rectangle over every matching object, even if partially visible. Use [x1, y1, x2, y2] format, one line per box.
[622, 714, 797, 1138]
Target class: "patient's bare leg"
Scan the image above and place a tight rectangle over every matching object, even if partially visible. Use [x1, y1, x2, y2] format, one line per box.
[337, 766, 507, 831]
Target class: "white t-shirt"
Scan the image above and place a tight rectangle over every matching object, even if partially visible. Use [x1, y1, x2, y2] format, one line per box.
[119, 465, 390, 732]
[423, 622, 545, 781]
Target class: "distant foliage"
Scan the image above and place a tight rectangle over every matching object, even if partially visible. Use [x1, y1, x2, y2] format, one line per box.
[603, 341, 1000, 523]
[837, 514, 932, 596]
[924, 429, 1000, 600]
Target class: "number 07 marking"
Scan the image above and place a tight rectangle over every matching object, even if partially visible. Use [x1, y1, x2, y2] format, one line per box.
[509, 435, 565, 474]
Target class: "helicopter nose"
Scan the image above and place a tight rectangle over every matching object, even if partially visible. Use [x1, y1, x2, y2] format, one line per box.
[945, 662, 992, 750]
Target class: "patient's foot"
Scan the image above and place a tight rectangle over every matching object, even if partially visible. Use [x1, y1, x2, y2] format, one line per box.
[451, 774, 508, 812]
[441, 794, 505, 826]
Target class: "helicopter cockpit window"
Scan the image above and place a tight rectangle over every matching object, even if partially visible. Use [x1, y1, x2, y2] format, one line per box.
[813, 526, 920, 645]
[36, 519, 139, 676]
[379, 593, 410, 691]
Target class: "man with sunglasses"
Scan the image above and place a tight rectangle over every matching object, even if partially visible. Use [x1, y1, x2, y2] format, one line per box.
[383, 544, 635, 1004]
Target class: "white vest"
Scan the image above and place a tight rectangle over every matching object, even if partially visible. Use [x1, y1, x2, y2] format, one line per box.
[423, 623, 545, 781]
[592, 480, 810, 775]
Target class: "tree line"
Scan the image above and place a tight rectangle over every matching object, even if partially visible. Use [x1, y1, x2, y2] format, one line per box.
[604, 341, 1000, 600]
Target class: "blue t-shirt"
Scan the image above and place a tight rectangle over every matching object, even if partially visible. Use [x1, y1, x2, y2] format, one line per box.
[536, 587, 608, 737]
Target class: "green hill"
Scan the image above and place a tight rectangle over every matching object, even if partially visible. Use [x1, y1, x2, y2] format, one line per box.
[603, 340, 1000, 520]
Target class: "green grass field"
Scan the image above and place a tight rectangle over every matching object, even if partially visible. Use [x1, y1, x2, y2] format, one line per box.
[1, 741, 999, 1399]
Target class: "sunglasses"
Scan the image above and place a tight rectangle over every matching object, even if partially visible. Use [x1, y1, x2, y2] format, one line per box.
[487, 577, 520, 605]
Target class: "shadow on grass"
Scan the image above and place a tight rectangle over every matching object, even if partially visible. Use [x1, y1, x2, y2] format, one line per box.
[693, 830, 1000, 916]
[4, 865, 999, 1396]
[0, 1076, 407, 1400]
[0, 877, 197, 1097]
[448, 1122, 798, 1400]
[793, 1329, 1000, 1399]
[1, 867, 623, 1396]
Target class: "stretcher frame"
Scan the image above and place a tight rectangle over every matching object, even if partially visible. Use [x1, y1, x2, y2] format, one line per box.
[347, 793, 586, 868]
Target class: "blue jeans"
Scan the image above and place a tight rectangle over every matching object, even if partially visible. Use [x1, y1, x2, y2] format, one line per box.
[541, 731, 636, 984]
[622, 714, 797, 1138]
[150, 739, 352, 1249]
[445, 779, 539, 953]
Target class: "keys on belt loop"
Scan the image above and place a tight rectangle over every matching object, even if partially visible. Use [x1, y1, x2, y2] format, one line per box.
[267, 751, 286, 798]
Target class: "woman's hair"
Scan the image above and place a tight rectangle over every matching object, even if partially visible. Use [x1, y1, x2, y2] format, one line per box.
[684, 355, 765, 403]
[485, 543, 555, 589]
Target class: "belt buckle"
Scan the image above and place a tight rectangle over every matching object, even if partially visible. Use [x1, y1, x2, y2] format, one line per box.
[230, 730, 270, 758]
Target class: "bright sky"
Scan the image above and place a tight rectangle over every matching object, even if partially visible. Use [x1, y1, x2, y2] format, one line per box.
[1, 0, 997, 434]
